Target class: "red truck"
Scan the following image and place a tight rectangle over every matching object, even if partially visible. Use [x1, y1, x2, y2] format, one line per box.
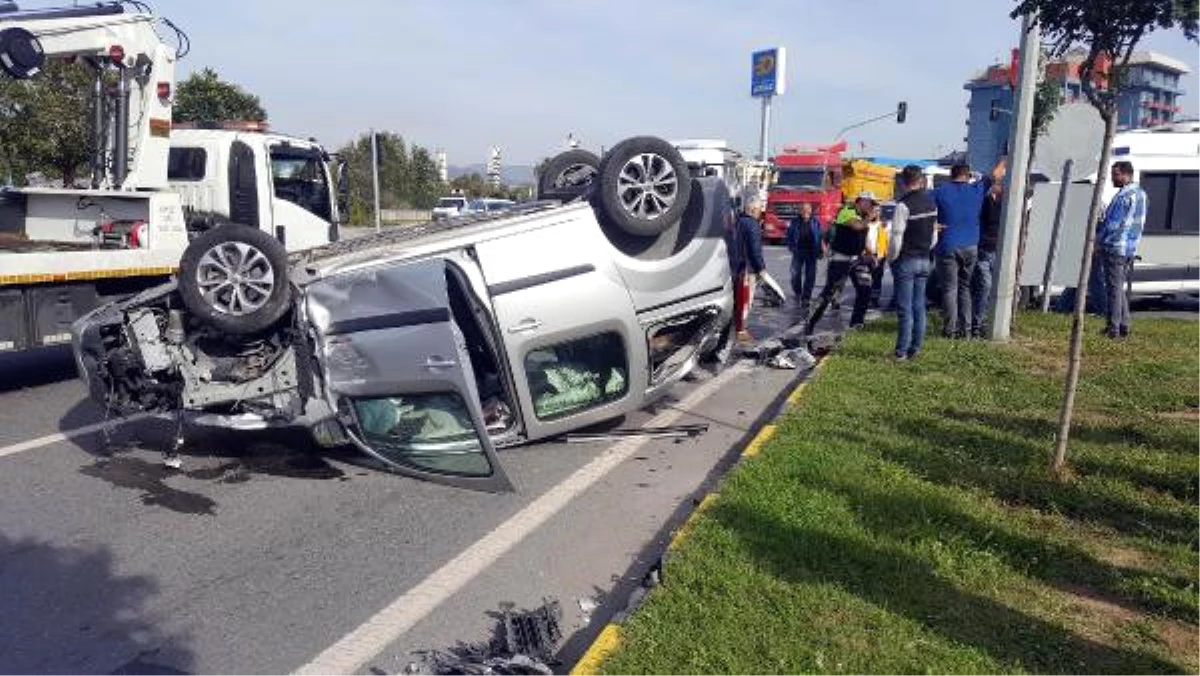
[762, 140, 848, 242]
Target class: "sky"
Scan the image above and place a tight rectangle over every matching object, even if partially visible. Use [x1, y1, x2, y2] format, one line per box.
[37, 1, 1200, 166]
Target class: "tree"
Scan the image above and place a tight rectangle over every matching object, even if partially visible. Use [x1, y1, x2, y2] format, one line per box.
[336, 131, 445, 224]
[1009, 0, 1199, 474]
[0, 60, 95, 187]
[172, 67, 266, 123]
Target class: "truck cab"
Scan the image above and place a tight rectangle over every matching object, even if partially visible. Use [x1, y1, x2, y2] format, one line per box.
[168, 126, 341, 250]
[763, 141, 848, 242]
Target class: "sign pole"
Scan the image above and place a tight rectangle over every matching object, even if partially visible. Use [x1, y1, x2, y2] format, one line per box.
[370, 128, 381, 233]
[750, 47, 785, 162]
[758, 95, 772, 161]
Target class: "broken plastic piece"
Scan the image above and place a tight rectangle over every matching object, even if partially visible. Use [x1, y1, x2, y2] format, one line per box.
[564, 424, 708, 443]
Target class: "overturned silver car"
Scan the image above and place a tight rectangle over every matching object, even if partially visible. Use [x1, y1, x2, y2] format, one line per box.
[72, 136, 735, 491]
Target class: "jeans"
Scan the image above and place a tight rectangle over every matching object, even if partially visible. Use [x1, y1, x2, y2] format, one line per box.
[970, 249, 996, 336]
[893, 255, 932, 357]
[1101, 250, 1133, 333]
[790, 251, 819, 307]
[935, 246, 978, 337]
[806, 258, 872, 331]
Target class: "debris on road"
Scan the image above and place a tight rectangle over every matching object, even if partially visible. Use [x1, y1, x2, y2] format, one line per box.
[563, 424, 708, 443]
[767, 347, 817, 370]
[577, 597, 598, 626]
[409, 600, 562, 675]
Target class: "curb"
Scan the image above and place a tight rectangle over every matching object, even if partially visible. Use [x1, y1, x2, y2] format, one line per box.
[564, 356, 830, 674]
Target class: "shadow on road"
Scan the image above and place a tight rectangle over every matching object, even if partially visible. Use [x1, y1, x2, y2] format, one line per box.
[0, 534, 195, 674]
[0, 345, 79, 393]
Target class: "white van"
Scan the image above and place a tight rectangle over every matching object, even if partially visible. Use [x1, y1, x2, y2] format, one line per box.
[1096, 122, 1199, 299]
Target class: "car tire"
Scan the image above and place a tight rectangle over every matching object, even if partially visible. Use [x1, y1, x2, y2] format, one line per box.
[592, 136, 692, 237]
[537, 149, 600, 202]
[178, 224, 291, 335]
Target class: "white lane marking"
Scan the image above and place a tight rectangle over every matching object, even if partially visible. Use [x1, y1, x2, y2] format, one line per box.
[0, 413, 155, 460]
[295, 362, 751, 675]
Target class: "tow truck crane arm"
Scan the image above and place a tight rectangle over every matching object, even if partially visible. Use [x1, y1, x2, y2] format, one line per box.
[0, 2, 184, 190]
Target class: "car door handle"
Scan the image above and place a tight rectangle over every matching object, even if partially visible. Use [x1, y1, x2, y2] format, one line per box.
[507, 319, 542, 334]
[424, 356, 458, 369]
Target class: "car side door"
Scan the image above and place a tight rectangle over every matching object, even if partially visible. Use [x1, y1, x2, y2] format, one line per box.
[306, 257, 512, 491]
[472, 209, 650, 442]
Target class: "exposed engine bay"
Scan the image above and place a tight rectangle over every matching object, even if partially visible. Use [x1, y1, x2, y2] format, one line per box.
[74, 283, 309, 422]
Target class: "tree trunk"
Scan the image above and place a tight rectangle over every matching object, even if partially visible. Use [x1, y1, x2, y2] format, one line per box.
[1051, 112, 1116, 475]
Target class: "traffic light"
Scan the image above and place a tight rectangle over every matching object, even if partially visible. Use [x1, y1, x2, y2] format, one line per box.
[896, 101, 907, 124]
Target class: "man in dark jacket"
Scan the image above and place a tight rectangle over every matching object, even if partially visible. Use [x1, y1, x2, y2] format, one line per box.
[727, 194, 766, 342]
[803, 191, 874, 334]
[887, 165, 939, 360]
[785, 201, 823, 315]
[970, 182, 1002, 338]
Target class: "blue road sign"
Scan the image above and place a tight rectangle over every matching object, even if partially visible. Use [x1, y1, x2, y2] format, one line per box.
[751, 48, 785, 98]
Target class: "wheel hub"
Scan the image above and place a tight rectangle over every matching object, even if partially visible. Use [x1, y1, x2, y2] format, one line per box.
[195, 241, 276, 317]
[616, 152, 678, 220]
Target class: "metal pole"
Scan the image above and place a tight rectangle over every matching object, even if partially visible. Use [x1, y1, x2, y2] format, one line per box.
[758, 96, 772, 161]
[370, 129, 381, 232]
[988, 12, 1040, 340]
[1040, 159, 1074, 312]
[112, 71, 129, 188]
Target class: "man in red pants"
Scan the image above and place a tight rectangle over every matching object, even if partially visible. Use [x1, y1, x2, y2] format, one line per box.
[727, 194, 767, 342]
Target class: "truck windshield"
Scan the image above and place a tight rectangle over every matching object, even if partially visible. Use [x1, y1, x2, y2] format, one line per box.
[270, 148, 332, 222]
[774, 168, 827, 189]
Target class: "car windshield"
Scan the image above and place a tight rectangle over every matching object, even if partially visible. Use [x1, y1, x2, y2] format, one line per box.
[775, 168, 827, 189]
[437, 198, 465, 208]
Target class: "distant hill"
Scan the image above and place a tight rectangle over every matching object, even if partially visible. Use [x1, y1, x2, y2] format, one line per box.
[448, 163, 536, 186]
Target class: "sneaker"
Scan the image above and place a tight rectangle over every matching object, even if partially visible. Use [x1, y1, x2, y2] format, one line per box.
[907, 350, 921, 360]
[1118, 326, 1130, 338]
[892, 352, 909, 362]
[736, 329, 755, 344]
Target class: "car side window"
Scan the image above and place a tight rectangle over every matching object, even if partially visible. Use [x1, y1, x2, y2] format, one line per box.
[353, 393, 492, 476]
[524, 332, 628, 420]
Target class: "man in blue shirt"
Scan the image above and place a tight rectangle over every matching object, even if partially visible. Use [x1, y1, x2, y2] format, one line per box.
[933, 158, 1006, 338]
[1096, 160, 1147, 338]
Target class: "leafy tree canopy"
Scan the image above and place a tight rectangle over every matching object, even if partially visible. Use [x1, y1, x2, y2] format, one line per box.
[1011, 0, 1198, 113]
[0, 60, 95, 186]
[173, 67, 266, 123]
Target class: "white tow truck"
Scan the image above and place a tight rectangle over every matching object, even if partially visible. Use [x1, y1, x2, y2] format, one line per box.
[0, 2, 346, 355]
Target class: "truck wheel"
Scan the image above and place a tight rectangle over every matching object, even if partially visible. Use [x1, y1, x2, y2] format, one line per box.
[537, 149, 600, 202]
[178, 225, 291, 335]
[592, 136, 691, 237]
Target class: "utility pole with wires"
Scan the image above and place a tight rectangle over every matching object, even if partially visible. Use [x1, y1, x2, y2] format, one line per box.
[989, 12, 1040, 340]
[370, 129, 381, 232]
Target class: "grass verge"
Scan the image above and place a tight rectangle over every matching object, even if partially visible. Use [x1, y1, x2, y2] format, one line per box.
[598, 312, 1198, 674]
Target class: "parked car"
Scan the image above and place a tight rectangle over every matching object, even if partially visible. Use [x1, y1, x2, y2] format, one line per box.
[431, 195, 469, 220]
[464, 198, 516, 215]
[72, 136, 735, 491]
